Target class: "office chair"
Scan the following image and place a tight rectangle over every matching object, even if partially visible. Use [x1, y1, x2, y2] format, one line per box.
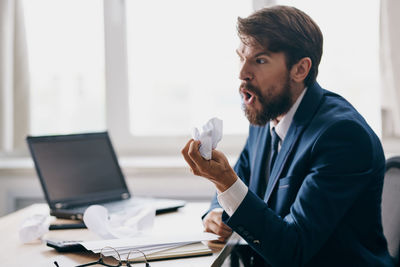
[382, 156, 400, 266]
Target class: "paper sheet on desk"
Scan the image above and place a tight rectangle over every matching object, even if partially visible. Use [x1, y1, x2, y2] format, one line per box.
[79, 232, 219, 251]
[101, 242, 193, 257]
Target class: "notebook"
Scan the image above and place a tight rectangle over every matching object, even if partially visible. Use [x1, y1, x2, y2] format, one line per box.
[26, 132, 185, 220]
[115, 242, 213, 262]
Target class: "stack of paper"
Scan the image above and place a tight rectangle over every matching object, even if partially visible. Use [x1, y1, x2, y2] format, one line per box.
[79, 232, 218, 262]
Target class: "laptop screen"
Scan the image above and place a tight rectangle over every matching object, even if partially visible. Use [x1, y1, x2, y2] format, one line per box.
[27, 132, 130, 208]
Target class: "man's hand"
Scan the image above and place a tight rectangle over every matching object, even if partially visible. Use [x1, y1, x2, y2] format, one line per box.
[181, 139, 237, 192]
[203, 209, 232, 242]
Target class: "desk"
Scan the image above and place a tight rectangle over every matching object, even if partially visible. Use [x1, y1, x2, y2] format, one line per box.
[0, 202, 224, 267]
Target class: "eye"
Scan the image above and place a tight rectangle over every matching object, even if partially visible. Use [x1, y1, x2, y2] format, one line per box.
[256, 58, 267, 64]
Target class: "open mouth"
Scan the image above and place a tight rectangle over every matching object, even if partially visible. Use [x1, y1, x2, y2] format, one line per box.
[241, 88, 256, 105]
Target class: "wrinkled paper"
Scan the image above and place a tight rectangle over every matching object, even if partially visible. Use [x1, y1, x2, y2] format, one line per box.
[83, 205, 155, 239]
[192, 117, 223, 160]
[19, 214, 50, 243]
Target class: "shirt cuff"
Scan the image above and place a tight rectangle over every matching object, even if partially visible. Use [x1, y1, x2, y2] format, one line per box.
[217, 177, 248, 216]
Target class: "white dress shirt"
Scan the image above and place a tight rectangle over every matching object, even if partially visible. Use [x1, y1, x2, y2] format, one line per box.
[218, 88, 307, 216]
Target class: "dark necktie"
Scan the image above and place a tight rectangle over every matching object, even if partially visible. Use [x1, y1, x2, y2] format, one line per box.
[258, 128, 281, 198]
[269, 127, 280, 174]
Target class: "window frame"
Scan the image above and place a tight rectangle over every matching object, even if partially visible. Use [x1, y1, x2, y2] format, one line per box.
[4, 0, 395, 159]
[103, 0, 247, 157]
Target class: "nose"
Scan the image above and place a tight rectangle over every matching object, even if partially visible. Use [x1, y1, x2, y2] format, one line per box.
[239, 61, 253, 82]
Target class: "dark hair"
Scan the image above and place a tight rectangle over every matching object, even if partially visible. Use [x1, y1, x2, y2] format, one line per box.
[237, 5, 323, 87]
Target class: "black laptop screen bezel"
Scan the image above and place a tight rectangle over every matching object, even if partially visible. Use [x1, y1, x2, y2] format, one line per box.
[26, 132, 131, 209]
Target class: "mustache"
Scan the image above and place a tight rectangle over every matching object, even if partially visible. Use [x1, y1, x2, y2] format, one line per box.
[239, 82, 262, 98]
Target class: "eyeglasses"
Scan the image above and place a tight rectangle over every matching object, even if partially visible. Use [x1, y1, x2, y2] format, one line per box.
[53, 246, 151, 267]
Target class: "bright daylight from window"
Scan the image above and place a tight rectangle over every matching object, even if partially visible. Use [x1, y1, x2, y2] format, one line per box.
[126, 0, 253, 136]
[23, 0, 106, 136]
[278, 0, 381, 136]
[22, 0, 381, 140]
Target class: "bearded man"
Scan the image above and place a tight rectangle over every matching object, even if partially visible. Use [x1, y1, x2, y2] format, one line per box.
[182, 5, 393, 267]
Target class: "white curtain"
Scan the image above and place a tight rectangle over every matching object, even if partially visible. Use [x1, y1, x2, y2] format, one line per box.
[381, 0, 400, 137]
[0, 0, 29, 153]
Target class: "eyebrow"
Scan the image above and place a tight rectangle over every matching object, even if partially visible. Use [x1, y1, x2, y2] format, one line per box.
[254, 51, 271, 57]
[235, 49, 271, 58]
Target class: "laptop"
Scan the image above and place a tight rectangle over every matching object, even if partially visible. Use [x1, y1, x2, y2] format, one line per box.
[26, 132, 185, 220]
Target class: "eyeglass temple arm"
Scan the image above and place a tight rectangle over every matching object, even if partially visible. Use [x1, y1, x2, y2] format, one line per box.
[54, 260, 101, 267]
[74, 259, 104, 267]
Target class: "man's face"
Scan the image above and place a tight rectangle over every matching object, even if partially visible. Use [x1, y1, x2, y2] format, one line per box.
[237, 40, 294, 125]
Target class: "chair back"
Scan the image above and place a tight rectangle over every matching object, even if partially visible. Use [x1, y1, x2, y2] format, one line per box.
[382, 156, 400, 265]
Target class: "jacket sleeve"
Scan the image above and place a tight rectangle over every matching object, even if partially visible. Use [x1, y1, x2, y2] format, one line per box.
[203, 135, 252, 217]
[222, 120, 385, 266]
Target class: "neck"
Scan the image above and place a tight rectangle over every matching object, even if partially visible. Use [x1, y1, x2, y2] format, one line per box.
[273, 82, 305, 125]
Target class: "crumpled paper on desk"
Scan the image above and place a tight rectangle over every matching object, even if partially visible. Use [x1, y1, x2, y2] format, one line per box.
[192, 117, 223, 160]
[19, 214, 50, 243]
[83, 205, 155, 239]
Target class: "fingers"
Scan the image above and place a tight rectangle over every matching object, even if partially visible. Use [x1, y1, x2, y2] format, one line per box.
[218, 221, 233, 232]
[211, 149, 227, 163]
[204, 219, 232, 236]
[208, 210, 232, 231]
[188, 140, 208, 172]
[214, 225, 232, 242]
[205, 223, 232, 242]
[183, 140, 209, 177]
[205, 225, 232, 241]
[181, 139, 198, 173]
[203, 210, 232, 241]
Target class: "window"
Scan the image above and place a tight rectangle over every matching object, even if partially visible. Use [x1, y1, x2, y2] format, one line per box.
[23, 0, 106, 136]
[22, 0, 252, 156]
[125, 0, 252, 137]
[14, 0, 382, 157]
[278, 0, 381, 136]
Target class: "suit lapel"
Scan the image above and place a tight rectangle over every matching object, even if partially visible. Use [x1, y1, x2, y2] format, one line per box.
[249, 124, 270, 197]
[264, 124, 303, 201]
[264, 82, 325, 202]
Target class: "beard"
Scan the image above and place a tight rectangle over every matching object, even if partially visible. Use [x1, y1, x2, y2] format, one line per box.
[241, 73, 293, 126]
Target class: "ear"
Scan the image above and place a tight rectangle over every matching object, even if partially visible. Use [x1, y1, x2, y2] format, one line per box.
[290, 57, 312, 83]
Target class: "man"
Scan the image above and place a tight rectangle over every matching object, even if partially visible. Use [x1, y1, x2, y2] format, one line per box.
[181, 5, 394, 267]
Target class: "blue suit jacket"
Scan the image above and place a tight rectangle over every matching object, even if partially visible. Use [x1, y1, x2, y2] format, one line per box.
[208, 82, 393, 266]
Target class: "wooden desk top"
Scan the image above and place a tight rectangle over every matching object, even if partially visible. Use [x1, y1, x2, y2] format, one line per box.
[0, 202, 223, 267]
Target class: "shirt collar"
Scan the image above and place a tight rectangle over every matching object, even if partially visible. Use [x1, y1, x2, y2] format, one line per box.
[270, 87, 307, 142]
